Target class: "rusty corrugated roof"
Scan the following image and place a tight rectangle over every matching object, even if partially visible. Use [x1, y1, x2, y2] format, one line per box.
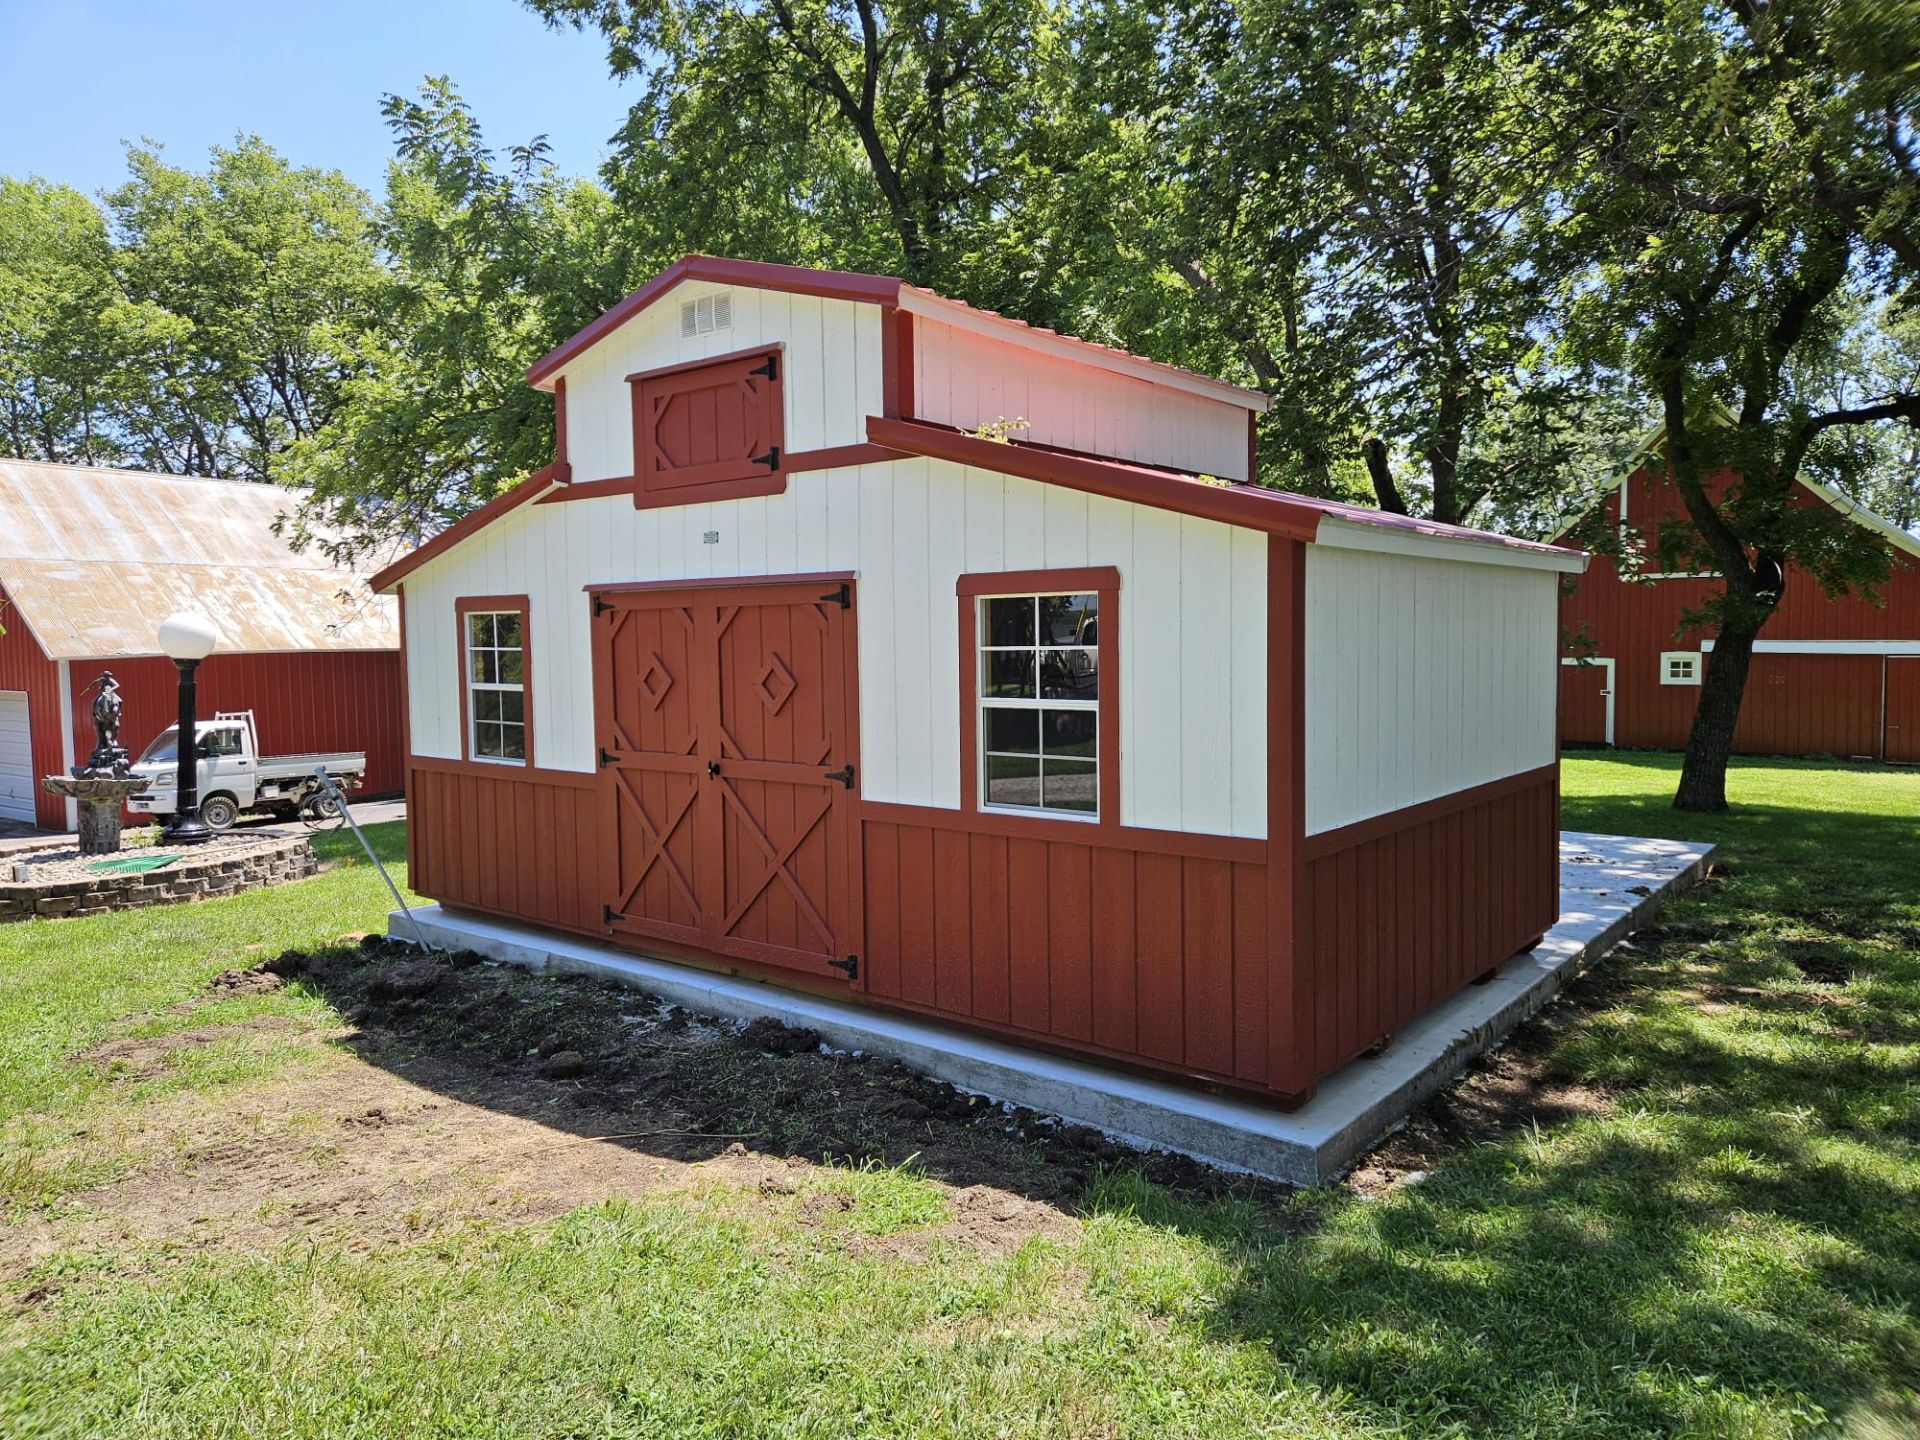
[0, 459, 398, 660]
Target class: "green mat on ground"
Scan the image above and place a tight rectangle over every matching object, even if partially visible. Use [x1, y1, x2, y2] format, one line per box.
[86, 852, 183, 875]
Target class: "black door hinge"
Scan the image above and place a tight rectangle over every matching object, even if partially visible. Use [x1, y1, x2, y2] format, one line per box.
[824, 763, 855, 789]
[828, 954, 858, 980]
[818, 582, 850, 608]
[592, 595, 614, 618]
[749, 354, 779, 382]
[750, 446, 781, 471]
[602, 903, 621, 926]
[599, 747, 617, 768]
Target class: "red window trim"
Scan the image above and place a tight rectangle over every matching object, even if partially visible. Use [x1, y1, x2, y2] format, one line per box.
[957, 566, 1120, 829]
[454, 594, 533, 768]
[629, 344, 787, 509]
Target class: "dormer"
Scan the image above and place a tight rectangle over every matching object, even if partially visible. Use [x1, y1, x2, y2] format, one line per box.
[525, 255, 1269, 506]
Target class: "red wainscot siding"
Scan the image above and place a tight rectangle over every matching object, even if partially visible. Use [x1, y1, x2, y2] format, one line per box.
[857, 807, 1275, 1090]
[406, 759, 604, 935]
[0, 584, 66, 830]
[72, 650, 408, 802]
[1287, 766, 1560, 1089]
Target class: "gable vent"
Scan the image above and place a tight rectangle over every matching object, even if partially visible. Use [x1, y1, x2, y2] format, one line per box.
[679, 292, 733, 338]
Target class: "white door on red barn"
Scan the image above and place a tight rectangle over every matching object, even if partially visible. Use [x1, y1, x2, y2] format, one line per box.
[0, 691, 34, 823]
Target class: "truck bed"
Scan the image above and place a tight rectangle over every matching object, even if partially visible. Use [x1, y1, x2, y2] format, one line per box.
[254, 752, 366, 781]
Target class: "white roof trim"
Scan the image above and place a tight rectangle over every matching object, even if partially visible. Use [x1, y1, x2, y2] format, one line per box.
[1701, 638, 1920, 656]
[898, 288, 1271, 414]
[1547, 419, 1920, 562]
[1313, 515, 1587, 574]
[1798, 473, 1920, 562]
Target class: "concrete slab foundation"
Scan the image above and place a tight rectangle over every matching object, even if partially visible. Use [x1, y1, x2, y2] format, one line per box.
[388, 829, 1713, 1186]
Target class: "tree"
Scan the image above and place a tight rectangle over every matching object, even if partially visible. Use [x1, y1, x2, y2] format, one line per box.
[281, 80, 649, 567]
[103, 138, 381, 479]
[1557, 0, 1920, 811]
[1790, 296, 1920, 527]
[525, 0, 1071, 291]
[0, 178, 124, 465]
[1144, 0, 1635, 519]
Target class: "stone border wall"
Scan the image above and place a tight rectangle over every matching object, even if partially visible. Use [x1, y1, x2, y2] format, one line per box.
[0, 836, 320, 922]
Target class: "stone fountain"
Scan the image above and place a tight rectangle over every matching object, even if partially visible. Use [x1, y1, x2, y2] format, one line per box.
[42, 672, 149, 856]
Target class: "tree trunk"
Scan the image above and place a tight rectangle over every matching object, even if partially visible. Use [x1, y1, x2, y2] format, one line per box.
[1362, 437, 1410, 514]
[1674, 619, 1762, 811]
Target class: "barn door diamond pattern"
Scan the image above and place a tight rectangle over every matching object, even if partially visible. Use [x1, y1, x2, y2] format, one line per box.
[753, 654, 797, 716]
[595, 583, 857, 980]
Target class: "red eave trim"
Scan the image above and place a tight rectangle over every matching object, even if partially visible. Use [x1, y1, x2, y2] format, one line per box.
[526, 255, 903, 389]
[866, 415, 1324, 540]
[369, 465, 557, 593]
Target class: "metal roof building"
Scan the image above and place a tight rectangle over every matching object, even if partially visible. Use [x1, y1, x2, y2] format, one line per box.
[0, 460, 403, 829]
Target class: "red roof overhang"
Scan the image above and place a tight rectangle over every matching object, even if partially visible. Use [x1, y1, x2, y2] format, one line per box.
[525, 255, 903, 390]
[866, 416, 1326, 539]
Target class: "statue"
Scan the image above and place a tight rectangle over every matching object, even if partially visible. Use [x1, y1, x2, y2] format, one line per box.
[78, 671, 131, 777]
[44, 670, 146, 856]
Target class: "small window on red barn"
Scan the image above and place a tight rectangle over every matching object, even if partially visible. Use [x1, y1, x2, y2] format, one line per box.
[629, 346, 785, 507]
[1659, 651, 1701, 686]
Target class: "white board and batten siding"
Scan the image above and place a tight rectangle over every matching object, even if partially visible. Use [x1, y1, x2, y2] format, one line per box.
[0, 690, 33, 824]
[558, 284, 885, 485]
[1302, 546, 1560, 836]
[910, 314, 1252, 481]
[404, 459, 1271, 839]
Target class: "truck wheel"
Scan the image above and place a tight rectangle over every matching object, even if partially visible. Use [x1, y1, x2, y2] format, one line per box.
[199, 794, 240, 831]
[302, 791, 345, 830]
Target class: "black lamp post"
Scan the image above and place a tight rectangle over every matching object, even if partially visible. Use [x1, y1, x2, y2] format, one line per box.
[158, 610, 219, 845]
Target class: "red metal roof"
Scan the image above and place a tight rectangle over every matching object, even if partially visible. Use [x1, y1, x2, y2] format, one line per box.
[525, 254, 1270, 411]
[867, 418, 1585, 568]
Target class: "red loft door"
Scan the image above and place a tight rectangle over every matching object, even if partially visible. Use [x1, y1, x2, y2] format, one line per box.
[594, 580, 861, 981]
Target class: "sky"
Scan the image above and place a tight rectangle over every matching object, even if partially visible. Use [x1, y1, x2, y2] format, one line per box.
[0, 0, 635, 198]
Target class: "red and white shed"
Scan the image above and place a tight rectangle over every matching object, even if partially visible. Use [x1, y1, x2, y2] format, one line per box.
[373, 255, 1585, 1105]
[0, 460, 404, 831]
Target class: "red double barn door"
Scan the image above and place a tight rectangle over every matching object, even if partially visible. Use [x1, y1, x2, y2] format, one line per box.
[593, 579, 861, 981]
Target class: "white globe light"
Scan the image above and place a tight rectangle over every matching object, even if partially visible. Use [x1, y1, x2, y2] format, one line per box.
[157, 610, 221, 662]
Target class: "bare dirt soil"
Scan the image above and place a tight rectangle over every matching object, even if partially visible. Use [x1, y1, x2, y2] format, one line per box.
[15, 924, 1687, 1286]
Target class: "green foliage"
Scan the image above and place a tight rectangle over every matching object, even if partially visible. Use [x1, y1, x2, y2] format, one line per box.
[0, 178, 125, 465]
[102, 139, 382, 479]
[280, 80, 649, 566]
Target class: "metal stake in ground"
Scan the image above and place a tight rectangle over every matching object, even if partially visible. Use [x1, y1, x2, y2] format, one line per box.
[311, 766, 434, 952]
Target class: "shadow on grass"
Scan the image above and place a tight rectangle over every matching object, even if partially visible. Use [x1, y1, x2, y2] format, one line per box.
[277, 770, 1918, 1436]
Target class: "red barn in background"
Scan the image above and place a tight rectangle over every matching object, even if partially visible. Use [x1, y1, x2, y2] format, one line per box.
[1556, 432, 1920, 761]
[0, 459, 404, 831]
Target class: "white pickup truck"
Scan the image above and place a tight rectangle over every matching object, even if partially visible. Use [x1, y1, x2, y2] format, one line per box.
[128, 710, 364, 830]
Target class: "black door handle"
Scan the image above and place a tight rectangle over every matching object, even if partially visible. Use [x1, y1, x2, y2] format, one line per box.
[708, 761, 721, 777]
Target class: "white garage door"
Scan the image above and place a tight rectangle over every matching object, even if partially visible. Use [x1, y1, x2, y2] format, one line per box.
[0, 691, 34, 824]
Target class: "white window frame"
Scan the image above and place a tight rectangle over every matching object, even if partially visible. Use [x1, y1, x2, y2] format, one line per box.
[976, 591, 1101, 821]
[1659, 650, 1701, 686]
[464, 610, 528, 764]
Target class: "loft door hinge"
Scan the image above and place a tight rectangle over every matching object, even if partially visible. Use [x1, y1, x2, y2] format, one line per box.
[828, 954, 858, 980]
[749, 354, 779, 381]
[592, 595, 613, 618]
[824, 763, 855, 789]
[750, 445, 781, 471]
[818, 582, 850, 608]
[602, 903, 621, 926]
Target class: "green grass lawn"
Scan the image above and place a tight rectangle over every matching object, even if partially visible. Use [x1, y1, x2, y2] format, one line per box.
[2, 762, 1918, 1439]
